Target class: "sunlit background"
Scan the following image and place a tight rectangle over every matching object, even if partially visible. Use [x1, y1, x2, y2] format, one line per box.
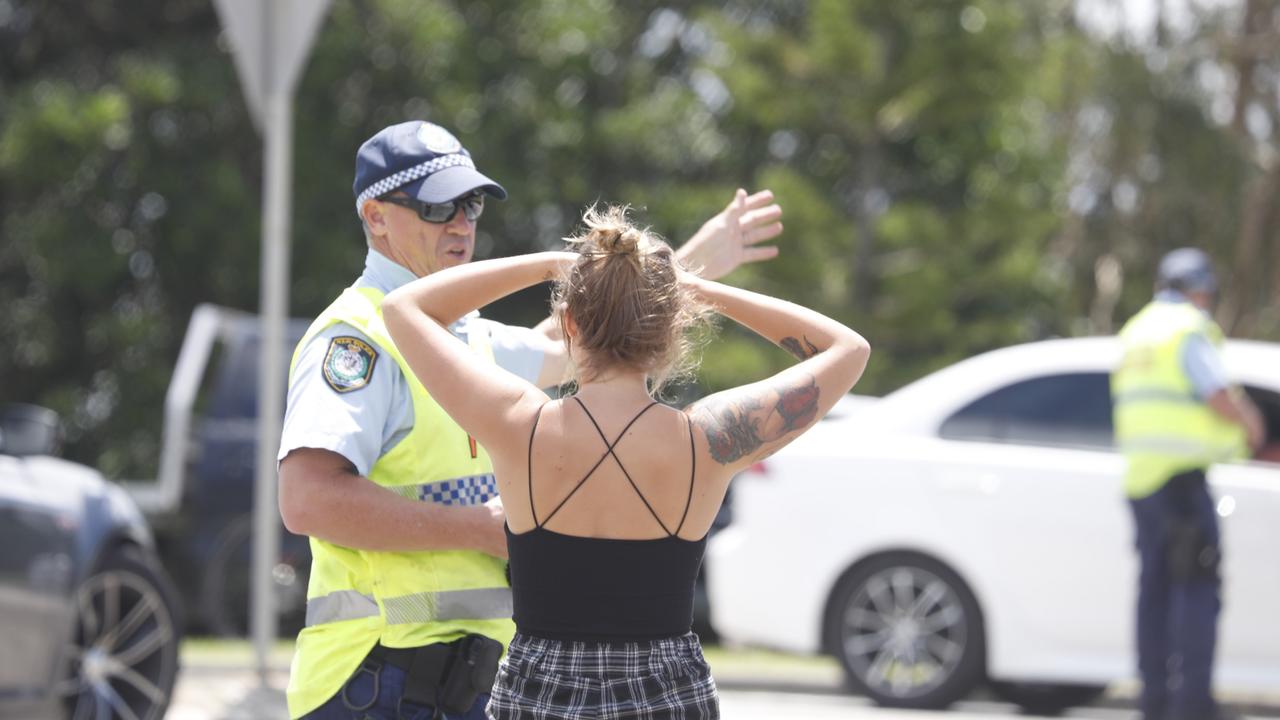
[2, 0, 1275, 479]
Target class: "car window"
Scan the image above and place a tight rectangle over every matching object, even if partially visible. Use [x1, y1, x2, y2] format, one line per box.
[939, 372, 1115, 450]
[1244, 385, 1280, 464]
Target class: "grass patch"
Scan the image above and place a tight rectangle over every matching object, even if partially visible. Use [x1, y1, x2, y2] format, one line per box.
[181, 637, 295, 666]
[703, 645, 840, 683]
[179, 638, 841, 683]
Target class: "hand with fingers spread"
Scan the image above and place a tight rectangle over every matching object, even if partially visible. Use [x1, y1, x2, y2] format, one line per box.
[676, 188, 783, 280]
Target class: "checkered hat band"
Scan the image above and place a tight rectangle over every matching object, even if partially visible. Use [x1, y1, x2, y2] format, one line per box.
[354, 153, 477, 213]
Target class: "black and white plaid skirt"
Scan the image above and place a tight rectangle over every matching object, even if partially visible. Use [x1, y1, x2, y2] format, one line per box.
[486, 632, 719, 719]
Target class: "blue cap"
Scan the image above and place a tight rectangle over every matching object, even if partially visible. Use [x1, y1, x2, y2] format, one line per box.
[352, 121, 507, 216]
[1157, 247, 1217, 294]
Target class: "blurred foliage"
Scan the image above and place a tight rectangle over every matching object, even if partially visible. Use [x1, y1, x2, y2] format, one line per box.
[0, 0, 1276, 478]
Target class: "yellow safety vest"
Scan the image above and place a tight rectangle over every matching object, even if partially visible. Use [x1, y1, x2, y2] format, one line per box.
[1111, 300, 1246, 499]
[284, 286, 515, 718]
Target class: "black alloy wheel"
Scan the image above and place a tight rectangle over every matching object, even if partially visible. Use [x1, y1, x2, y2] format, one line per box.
[827, 553, 985, 709]
[57, 547, 181, 720]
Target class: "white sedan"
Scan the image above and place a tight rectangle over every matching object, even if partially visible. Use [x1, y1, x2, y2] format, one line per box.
[706, 337, 1280, 713]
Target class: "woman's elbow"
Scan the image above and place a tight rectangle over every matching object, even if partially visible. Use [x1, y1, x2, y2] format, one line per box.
[840, 330, 871, 361]
[380, 294, 407, 327]
[856, 335, 871, 362]
[841, 333, 871, 381]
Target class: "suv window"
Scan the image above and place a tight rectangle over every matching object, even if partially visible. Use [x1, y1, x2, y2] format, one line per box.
[939, 372, 1115, 450]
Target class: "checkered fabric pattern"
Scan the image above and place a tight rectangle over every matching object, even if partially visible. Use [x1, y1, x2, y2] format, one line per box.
[354, 153, 477, 213]
[413, 474, 498, 506]
[487, 633, 719, 719]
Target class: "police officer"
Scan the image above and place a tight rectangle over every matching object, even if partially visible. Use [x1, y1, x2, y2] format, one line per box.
[277, 120, 784, 720]
[1112, 247, 1265, 720]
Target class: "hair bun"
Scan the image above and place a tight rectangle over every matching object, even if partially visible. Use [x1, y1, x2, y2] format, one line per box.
[570, 204, 649, 262]
[596, 226, 641, 256]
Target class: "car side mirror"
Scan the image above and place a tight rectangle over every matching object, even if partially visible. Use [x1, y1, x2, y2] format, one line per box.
[0, 404, 62, 457]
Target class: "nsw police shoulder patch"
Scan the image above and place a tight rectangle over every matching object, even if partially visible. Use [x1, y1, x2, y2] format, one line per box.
[322, 336, 378, 393]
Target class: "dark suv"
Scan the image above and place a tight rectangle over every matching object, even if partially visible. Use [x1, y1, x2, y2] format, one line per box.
[0, 404, 181, 720]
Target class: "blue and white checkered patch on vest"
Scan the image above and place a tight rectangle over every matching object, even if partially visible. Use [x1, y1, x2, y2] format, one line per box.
[415, 474, 498, 506]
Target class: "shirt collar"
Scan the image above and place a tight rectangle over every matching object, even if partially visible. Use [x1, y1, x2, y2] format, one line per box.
[1155, 288, 1213, 318]
[356, 249, 480, 327]
[1155, 289, 1189, 304]
[357, 249, 419, 295]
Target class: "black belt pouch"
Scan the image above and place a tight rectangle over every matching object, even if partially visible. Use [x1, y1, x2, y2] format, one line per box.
[404, 634, 503, 714]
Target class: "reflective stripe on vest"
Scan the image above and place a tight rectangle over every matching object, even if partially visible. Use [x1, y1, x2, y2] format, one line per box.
[1112, 389, 1200, 405]
[306, 587, 513, 626]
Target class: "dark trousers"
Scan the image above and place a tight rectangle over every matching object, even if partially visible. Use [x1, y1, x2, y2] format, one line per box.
[1129, 469, 1222, 720]
[302, 651, 491, 720]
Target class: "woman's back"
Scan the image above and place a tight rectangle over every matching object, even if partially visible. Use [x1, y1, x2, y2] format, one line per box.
[507, 395, 725, 541]
[506, 395, 717, 642]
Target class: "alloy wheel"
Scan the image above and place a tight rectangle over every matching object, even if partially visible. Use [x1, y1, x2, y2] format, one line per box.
[56, 563, 178, 720]
[839, 564, 970, 701]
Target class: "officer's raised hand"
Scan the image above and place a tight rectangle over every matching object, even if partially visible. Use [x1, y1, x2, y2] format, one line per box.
[675, 188, 783, 280]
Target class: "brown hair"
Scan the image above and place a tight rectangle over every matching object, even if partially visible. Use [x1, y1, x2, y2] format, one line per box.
[553, 204, 709, 393]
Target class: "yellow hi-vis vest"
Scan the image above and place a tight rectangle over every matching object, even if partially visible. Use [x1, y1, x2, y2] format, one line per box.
[284, 286, 514, 718]
[1111, 300, 1246, 499]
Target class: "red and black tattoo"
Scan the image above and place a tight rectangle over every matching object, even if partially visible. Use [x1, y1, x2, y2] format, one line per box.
[691, 373, 821, 464]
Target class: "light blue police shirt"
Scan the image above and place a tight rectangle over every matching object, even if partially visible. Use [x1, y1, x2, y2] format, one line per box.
[278, 250, 550, 476]
[1154, 290, 1229, 401]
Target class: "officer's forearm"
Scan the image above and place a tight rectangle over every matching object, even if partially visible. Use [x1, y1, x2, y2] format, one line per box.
[1206, 388, 1265, 450]
[280, 450, 507, 557]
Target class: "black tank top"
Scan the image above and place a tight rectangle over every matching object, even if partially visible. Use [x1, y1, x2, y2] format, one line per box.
[505, 397, 708, 642]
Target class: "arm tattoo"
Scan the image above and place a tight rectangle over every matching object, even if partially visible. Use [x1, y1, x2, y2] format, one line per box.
[694, 395, 765, 465]
[691, 374, 821, 465]
[779, 335, 820, 360]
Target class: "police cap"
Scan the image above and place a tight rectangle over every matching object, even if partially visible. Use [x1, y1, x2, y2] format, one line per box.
[1156, 247, 1217, 294]
[352, 121, 507, 217]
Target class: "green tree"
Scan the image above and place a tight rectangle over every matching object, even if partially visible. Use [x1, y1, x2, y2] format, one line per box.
[695, 0, 1077, 393]
[2, 0, 1274, 480]
[1050, 0, 1280, 338]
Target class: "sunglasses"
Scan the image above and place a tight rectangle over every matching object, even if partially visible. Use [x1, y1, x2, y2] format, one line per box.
[379, 193, 485, 224]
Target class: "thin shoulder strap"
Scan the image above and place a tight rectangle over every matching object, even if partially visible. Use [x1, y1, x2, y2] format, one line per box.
[527, 403, 547, 527]
[569, 397, 671, 534]
[538, 398, 660, 530]
[672, 412, 697, 537]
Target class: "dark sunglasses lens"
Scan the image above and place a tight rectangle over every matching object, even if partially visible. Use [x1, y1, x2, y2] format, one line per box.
[420, 202, 457, 223]
[463, 195, 484, 221]
[419, 195, 484, 223]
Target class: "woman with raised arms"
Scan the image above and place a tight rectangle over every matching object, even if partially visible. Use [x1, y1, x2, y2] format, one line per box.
[382, 194, 870, 719]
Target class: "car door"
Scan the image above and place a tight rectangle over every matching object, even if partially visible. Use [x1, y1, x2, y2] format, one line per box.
[1210, 382, 1280, 688]
[0, 454, 78, 702]
[932, 372, 1132, 683]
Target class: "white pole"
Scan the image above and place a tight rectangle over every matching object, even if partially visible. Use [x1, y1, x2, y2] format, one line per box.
[252, 2, 291, 685]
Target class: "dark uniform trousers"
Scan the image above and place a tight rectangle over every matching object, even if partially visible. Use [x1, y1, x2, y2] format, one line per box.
[303, 652, 490, 720]
[1129, 469, 1222, 720]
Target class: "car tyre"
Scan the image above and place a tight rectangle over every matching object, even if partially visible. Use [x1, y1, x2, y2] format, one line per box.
[58, 545, 181, 720]
[202, 514, 309, 637]
[987, 681, 1107, 715]
[826, 553, 985, 710]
